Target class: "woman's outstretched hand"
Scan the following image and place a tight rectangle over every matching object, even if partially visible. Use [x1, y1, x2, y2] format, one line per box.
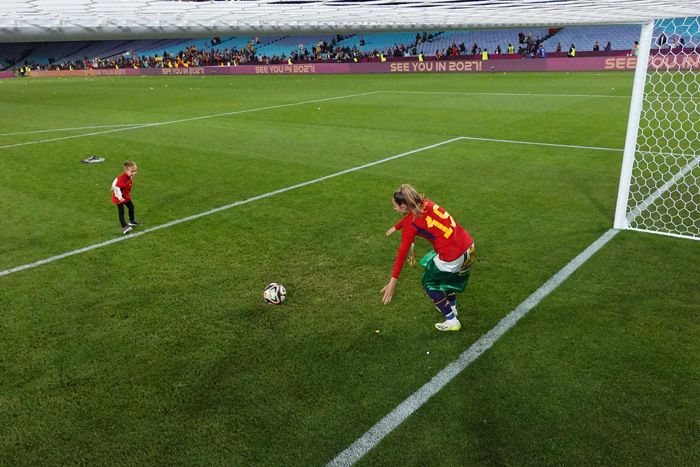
[380, 278, 397, 304]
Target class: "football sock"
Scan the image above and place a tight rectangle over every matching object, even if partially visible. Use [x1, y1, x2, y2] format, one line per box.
[447, 292, 458, 315]
[447, 292, 456, 307]
[425, 289, 455, 319]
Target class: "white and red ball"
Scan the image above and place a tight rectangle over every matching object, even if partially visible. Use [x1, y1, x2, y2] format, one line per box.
[263, 283, 286, 305]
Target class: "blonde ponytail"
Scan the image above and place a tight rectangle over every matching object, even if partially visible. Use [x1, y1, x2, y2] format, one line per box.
[393, 184, 425, 217]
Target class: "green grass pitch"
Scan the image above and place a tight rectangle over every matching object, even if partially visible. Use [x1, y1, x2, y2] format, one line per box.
[0, 72, 698, 465]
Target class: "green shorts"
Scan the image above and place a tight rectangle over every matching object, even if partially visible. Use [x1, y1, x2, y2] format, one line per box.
[419, 244, 475, 293]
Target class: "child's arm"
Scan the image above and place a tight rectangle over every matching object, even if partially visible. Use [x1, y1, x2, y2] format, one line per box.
[112, 178, 125, 202]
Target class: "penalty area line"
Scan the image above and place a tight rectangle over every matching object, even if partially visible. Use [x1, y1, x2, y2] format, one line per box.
[457, 135, 621, 153]
[0, 123, 150, 137]
[385, 90, 631, 99]
[0, 137, 462, 278]
[327, 228, 620, 467]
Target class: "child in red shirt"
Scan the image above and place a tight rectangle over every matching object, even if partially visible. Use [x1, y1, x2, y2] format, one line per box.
[111, 160, 142, 234]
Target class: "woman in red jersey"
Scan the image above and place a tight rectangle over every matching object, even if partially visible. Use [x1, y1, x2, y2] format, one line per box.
[381, 184, 475, 331]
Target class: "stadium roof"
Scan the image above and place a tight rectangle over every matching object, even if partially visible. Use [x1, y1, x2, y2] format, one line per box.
[1, 0, 700, 42]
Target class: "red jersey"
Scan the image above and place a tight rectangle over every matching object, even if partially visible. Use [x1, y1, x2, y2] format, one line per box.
[111, 172, 133, 204]
[392, 199, 473, 279]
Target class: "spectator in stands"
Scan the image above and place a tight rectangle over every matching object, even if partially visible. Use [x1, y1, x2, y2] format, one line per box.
[556, 42, 562, 52]
[631, 41, 639, 57]
[495, 44, 501, 55]
[593, 41, 600, 52]
[604, 41, 612, 52]
[658, 32, 667, 47]
[538, 44, 546, 58]
[471, 42, 478, 55]
[568, 44, 576, 57]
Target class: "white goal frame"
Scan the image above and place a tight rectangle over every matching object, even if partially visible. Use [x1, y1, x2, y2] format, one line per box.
[614, 18, 700, 241]
[614, 22, 655, 232]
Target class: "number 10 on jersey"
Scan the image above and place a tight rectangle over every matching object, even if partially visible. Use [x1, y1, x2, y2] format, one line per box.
[426, 204, 456, 239]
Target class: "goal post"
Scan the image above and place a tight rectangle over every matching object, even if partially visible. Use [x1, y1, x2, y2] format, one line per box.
[614, 21, 654, 231]
[614, 16, 700, 241]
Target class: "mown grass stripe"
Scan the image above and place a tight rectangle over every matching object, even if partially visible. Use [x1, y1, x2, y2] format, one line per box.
[327, 228, 620, 467]
[0, 91, 381, 150]
[0, 137, 461, 278]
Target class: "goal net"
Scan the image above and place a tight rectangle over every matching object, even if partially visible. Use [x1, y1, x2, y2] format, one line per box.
[615, 16, 700, 240]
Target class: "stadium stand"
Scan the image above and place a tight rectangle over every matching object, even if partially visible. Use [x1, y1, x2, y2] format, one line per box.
[1, 24, 654, 71]
[417, 28, 551, 56]
[341, 32, 423, 53]
[21, 41, 93, 65]
[256, 34, 344, 58]
[133, 38, 203, 59]
[544, 24, 642, 53]
[212, 36, 261, 52]
[0, 43, 33, 68]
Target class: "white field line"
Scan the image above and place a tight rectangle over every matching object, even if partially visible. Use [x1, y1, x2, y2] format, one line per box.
[0, 91, 382, 150]
[384, 90, 631, 99]
[329, 144, 699, 467]
[625, 226, 700, 241]
[0, 124, 157, 150]
[0, 137, 462, 278]
[327, 228, 621, 467]
[0, 90, 629, 146]
[457, 135, 621, 153]
[625, 153, 700, 241]
[0, 123, 148, 137]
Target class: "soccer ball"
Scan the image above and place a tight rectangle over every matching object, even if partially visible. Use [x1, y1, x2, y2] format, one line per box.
[263, 283, 286, 305]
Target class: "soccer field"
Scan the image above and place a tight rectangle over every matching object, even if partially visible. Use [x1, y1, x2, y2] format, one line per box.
[1, 72, 698, 465]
